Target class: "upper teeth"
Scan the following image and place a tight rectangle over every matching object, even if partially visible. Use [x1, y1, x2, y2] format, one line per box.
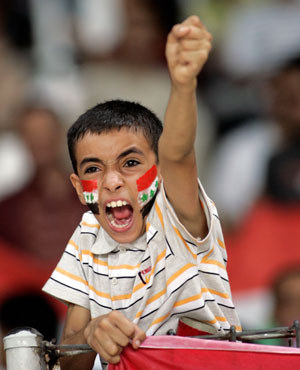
[107, 200, 128, 208]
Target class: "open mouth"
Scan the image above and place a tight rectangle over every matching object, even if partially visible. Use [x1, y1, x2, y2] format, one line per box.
[106, 200, 134, 231]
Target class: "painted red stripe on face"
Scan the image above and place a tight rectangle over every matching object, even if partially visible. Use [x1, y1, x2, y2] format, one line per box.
[136, 165, 157, 191]
[81, 179, 98, 192]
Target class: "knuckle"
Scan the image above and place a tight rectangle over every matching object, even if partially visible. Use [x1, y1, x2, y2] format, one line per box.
[125, 325, 134, 338]
[99, 318, 110, 331]
[93, 326, 102, 339]
[108, 343, 122, 356]
[108, 310, 119, 320]
[170, 25, 178, 37]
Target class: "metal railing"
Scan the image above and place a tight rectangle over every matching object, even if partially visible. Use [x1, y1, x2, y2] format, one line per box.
[194, 320, 300, 347]
[3, 321, 300, 370]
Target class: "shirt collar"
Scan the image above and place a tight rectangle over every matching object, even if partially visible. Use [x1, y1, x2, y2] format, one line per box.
[91, 225, 153, 255]
[90, 191, 161, 255]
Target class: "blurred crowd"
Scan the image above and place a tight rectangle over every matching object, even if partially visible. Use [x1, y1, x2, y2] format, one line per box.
[1, 0, 300, 366]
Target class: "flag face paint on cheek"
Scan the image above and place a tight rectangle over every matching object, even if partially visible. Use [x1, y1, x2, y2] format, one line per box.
[81, 179, 100, 214]
[81, 179, 98, 203]
[136, 165, 159, 207]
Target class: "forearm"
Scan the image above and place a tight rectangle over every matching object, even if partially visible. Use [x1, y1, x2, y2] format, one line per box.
[59, 309, 146, 369]
[60, 328, 96, 370]
[159, 82, 198, 162]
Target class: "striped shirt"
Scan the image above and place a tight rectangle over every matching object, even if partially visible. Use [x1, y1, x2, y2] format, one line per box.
[43, 180, 241, 337]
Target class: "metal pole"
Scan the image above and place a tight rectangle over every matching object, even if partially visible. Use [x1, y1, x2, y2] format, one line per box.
[3, 327, 46, 370]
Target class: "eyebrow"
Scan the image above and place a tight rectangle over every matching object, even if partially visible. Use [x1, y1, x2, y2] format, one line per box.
[79, 147, 144, 169]
[117, 147, 144, 160]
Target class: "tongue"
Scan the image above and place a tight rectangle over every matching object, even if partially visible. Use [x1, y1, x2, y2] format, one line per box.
[111, 205, 132, 220]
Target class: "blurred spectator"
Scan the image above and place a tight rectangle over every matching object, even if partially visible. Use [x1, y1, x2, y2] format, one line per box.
[206, 56, 300, 330]
[266, 145, 300, 204]
[0, 1, 32, 200]
[225, 197, 300, 330]
[254, 266, 300, 346]
[193, 0, 300, 140]
[0, 106, 86, 264]
[0, 291, 59, 369]
[205, 56, 300, 230]
[273, 266, 300, 328]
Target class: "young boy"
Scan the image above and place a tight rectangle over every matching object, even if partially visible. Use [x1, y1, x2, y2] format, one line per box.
[43, 16, 241, 369]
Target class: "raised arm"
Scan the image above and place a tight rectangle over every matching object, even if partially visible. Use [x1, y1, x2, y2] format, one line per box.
[158, 16, 212, 238]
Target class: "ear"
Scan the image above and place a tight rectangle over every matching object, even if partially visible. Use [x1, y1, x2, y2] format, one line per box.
[70, 173, 86, 206]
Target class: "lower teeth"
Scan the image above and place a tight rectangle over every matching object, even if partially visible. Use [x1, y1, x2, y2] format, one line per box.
[110, 219, 130, 229]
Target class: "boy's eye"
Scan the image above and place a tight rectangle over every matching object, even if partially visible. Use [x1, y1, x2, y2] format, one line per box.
[125, 159, 140, 167]
[85, 166, 100, 174]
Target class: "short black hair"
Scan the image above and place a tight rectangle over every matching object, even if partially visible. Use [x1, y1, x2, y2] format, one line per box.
[67, 100, 163, 174]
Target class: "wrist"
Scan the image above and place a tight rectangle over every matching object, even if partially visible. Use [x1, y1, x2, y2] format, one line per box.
[170, 83, 197, 102]
[171, 77, 197, 95]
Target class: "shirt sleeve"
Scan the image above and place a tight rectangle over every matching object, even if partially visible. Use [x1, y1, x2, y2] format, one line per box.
[160, 179, 212, 241]
[42, 223, 91, 310]
[158, 179, 228, 263]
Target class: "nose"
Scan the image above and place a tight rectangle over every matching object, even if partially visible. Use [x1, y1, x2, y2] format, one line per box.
[103, 169, 124, 192]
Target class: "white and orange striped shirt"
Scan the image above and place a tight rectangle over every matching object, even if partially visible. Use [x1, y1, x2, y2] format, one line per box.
[43, 180, 241, 337]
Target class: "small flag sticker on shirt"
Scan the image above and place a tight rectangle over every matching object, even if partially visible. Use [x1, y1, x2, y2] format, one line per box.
[136, 165, 159, 206]
[81, 179, 99, 204]
[138, 265, 152, 284]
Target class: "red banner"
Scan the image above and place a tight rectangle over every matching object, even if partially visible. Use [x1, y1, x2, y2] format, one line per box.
[109, 336, 300, 370]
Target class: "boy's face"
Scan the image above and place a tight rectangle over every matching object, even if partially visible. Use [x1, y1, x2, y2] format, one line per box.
[71, 127, 160, 244]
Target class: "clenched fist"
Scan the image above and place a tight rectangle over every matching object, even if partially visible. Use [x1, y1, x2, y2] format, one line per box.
[166, 16, 212, 89]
